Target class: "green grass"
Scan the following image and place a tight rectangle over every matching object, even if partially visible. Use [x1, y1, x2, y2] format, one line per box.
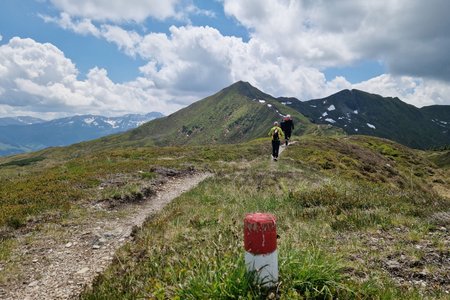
[80, 140, 449, 299]
[1, 135, 449, 299]
[0, 156, 45, 167]
[0, 142, 268, 228]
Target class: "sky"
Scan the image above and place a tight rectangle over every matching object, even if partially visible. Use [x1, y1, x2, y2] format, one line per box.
[0, 0, 449, 119]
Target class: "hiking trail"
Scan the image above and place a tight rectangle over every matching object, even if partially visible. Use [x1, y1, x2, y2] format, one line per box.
[272, 141, 296, 161]
[1, 172, 212, 300]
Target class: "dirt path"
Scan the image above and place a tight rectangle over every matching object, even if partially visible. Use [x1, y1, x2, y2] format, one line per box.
[1, 172, 212, 300]
[270, 141, 295, 161]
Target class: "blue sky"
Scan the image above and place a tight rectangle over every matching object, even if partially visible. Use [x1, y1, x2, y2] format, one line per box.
[0, 0, 449, 119]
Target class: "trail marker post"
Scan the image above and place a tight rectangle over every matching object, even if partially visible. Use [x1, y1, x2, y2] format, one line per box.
[244, 213, 278, 287]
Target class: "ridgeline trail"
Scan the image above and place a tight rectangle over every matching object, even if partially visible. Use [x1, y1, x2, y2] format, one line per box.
[1, 172, 212, 300]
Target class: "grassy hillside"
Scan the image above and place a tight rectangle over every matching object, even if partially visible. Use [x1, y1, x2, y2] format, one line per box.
[427, 150, 450, 169]
[95, 81, 316, 148]
[1, 82, 449, 298]
[1, 133, 448, 298]
[77, 136, 449, 299]
[280, 89, 450, 149]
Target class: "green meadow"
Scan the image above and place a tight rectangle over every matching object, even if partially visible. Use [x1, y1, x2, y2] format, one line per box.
[1, 136, 449, 299]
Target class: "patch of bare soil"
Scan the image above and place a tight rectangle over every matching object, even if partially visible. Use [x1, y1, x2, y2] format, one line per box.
[0, 171, 212, 300]
[344, 227, 449, 294]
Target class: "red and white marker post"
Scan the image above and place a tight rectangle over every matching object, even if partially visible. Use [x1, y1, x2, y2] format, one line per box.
[244, 213, 278, 287]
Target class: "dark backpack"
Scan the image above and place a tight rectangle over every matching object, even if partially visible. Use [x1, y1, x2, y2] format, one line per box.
[273, 129, 279, 141]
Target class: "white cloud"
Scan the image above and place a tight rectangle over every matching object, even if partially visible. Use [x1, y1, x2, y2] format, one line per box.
[41, 14, 142, 56]
[0, 37, 186, 117]
[223, 0, 450, 81]
[49, 0, 181, 22]
[100, 25, 142, 56]
[47, 0, 216, 24]
[4, 1, 450, 120]
[40, 12, 100, 36]
[354, 74, 450, 107]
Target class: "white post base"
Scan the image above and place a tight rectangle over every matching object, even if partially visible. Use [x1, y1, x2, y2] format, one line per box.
[245, 250, 278, 287]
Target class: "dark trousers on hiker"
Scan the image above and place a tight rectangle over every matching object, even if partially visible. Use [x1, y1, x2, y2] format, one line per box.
[272, 140, 280, 158]
[285, 131, 292, 145]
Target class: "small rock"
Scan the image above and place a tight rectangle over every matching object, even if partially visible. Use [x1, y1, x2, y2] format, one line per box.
[28, 280, 39, 287]
[92, 245, 101, 249]
[98, 237, 107, 244]
[65, 242, 73, 248]
[32, 259, 38, 263]
[77, 267, 89, 274]
[386, 260, 401, 270]
[417, 270, 429, 278]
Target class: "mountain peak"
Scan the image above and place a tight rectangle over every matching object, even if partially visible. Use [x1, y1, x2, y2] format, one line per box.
[221, 81, 272, 100]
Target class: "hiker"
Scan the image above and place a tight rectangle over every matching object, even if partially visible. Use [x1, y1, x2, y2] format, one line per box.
[280, 114, 294, 146]
[268, 121, 285, 161]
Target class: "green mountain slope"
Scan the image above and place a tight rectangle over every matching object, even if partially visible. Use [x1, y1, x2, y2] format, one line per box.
[279, 89, 450, 149]
[95, 81, 318, 148]
[1, 83, 449, 298]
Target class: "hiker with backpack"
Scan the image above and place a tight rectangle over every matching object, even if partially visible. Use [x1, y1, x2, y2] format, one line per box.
[280, 114, 294, 146]
[268, 121, 285, 161]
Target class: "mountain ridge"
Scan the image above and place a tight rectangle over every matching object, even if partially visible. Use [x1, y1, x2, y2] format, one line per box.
[0, 112, 164, 156]
[0, 116, 46, 126]
[2, 82, 449, 156]
[277, 88, 450, 149]
[95, 81, 327, 149]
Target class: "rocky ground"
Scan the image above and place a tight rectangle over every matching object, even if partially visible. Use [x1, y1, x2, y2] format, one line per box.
[0, 172, 212, 300]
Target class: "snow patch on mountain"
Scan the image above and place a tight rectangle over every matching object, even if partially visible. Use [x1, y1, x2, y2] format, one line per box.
[327, 105, 336, 111]
[105, 120, 119, 128]
[84, 117, 95, 125]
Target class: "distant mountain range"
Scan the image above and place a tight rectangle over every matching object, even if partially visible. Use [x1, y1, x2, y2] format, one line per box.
[0, 112, 163, 156]
[280, 89, 450, 149]
[0, 116, 45, 126]
[2, 82, 449, 157]
[90, 81, 338, 150]
[96, 81, 449, 150]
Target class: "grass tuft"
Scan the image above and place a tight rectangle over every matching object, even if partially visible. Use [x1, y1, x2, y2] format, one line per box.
[280, 248, 352, 299]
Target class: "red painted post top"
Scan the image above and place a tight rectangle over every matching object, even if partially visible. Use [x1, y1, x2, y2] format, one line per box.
[244, 213, 277, 255]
